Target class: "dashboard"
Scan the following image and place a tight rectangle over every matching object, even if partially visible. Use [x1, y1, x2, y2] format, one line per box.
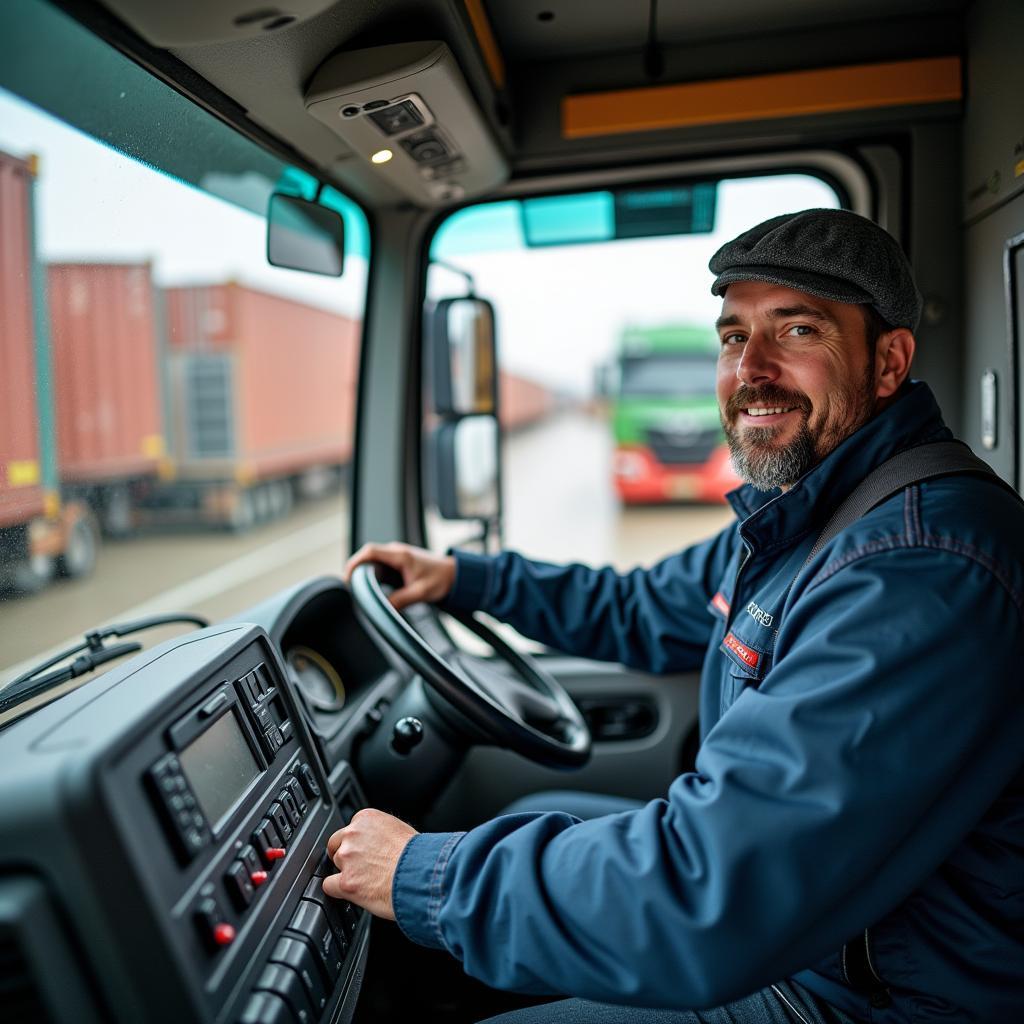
[0, 576, 415, 1024]
[247, 577, 414, 784]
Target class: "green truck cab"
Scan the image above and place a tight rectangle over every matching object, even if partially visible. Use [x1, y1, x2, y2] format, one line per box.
[610, 324, 740, 503]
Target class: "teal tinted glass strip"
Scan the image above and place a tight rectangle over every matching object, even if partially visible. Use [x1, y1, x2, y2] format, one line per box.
[521, 192, 614, 246]
[432, 200, 523, 259]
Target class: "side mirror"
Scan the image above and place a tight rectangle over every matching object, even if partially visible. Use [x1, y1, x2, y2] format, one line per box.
[428, 297, 497, 416]
[266, 193, 345, 277]
[430, 416, 499, 521]
[426, 294, 502, 538]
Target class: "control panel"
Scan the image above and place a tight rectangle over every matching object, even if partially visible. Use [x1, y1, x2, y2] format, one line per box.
[180, 753, 323, 956]
[239, 855, 362, 1024]
[128, 642, 369, 1021]
[145, 661, 300, 870]
[0, 623, 369, 1024]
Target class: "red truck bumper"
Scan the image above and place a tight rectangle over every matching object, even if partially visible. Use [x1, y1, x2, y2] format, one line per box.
[613, 444, 739, 504]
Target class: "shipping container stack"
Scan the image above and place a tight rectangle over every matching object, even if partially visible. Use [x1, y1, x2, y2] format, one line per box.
[0, 150, 47, 541]
[0, 149, 93, 593]
[499, 370, 556, 432]
[1, 139, 368, 594]
[160, 282, 360, 528]
[46, 262, 165, 535]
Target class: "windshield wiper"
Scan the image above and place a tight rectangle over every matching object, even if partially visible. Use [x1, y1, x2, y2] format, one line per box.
[0, 614, 209, 716]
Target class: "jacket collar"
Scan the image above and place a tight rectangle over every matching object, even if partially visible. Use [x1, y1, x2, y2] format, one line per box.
[726, 380, 952, 552]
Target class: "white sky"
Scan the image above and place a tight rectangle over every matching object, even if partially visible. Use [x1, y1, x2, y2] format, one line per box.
[1, 87, 836, 395]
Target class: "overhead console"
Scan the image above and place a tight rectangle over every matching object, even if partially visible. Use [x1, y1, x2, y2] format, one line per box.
[305, 42, 508, 205]
[0, 623, 367, 1024]
[99, 0, 338, 46]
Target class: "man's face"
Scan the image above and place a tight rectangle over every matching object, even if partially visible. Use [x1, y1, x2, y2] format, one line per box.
[715, 281, 878, 491]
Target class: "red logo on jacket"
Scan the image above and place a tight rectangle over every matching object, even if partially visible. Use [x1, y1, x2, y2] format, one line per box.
[723, 632, 760, 669]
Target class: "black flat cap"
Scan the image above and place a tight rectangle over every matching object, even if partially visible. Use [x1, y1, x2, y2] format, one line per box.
[709, 209, 922, 331]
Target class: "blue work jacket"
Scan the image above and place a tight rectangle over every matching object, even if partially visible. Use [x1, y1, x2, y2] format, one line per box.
[392, 382, 1024, 1022]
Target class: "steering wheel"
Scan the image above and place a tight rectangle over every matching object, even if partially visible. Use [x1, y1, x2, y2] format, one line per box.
[349, 563, 591, 769]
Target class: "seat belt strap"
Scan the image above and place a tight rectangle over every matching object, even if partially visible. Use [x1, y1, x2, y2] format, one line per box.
[801, 440, 1012, 574]
[798, 440, 1014, 1008]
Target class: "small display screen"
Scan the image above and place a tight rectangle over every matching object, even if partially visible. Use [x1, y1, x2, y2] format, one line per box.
[179, 710, 260, 830]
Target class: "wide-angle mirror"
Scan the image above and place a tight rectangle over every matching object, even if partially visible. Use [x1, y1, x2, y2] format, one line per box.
[429, 297, 497, 417]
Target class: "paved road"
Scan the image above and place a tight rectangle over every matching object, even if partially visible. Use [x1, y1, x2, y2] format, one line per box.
[501, 410, 734, 570]
[0, 411, 735, 685]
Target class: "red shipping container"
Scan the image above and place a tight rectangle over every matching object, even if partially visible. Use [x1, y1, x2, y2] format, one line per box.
[163, 283, 359, 480]
[47, 262, 164, 482]
[0, 149, 46, 529]
[500, 371, 554, 432]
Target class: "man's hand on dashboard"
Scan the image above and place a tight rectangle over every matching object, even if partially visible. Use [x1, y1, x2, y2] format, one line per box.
[322, 808, 419, 920]
[344, 541, 456, 610]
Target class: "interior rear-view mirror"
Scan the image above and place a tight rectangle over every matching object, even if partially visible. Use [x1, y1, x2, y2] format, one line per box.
[266, 193, 345, 276]
[430, 415, 499, 521]
[429, 297, 497, 416]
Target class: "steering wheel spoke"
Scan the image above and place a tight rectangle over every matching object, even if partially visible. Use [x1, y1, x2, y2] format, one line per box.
[349, 563, 591, 768]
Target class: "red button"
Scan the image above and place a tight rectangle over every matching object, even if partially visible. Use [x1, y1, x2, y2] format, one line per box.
[265, 847, 286, 861]
[250, 870, 269, 886]
[213, 923, 236, 947]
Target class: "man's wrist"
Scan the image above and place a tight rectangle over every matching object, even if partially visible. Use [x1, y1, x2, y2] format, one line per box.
[392, 830, 466, 950]
[442, 550, 494, 611]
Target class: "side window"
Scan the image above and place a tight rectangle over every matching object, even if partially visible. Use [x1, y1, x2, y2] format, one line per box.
[0, 0, 368, 680]
[423, 175, 840, 575]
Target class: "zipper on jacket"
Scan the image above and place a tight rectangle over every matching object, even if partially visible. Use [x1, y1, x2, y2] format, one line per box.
[725, 541, 752, 631]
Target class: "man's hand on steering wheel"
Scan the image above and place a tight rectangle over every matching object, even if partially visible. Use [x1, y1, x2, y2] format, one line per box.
[345, 541, 455, 610]
[345, 545, 592, 768]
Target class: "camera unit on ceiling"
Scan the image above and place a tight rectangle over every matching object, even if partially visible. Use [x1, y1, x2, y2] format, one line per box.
[305, 42, 508, 206]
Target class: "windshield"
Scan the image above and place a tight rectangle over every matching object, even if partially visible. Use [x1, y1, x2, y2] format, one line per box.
[0, 0, 369, 689]
[619, 355, 719, 398]
[423, 173, 840, 573]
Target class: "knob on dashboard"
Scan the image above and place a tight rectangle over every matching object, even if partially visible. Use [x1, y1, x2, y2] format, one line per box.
[391, 716, 424, 755]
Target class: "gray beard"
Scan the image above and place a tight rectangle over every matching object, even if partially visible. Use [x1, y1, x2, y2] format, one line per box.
[726, 418, 817, 491]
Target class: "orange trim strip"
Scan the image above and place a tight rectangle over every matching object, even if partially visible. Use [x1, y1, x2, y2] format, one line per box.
[562, 56, 961, 140]
[462, 0, 506, 89]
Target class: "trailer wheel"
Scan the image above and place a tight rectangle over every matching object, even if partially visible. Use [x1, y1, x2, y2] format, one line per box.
[57, 512, 99, 579]
[100, 483, 133, 537]
[0, 552, 55, 596]
[228, 488, 255, 533]
[254, 483, 274, 524]
[269, 479, 293, 519]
